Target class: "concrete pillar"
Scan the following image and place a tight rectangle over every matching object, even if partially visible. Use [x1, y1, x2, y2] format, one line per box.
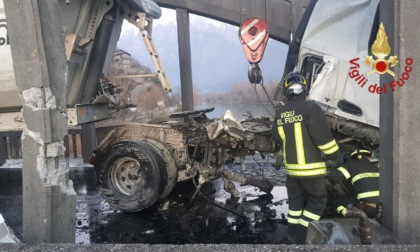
[379, 0, 395, 238]
[380, 0, 420, 244]
[4, 0, 76, 243]
[176, 8, 194, 111]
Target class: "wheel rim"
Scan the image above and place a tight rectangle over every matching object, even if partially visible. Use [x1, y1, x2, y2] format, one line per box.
[111, 157, 143, 196]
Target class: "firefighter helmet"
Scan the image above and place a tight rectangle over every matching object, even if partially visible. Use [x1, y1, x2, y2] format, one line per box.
[351, 146, 372, 159]
[281, 71, 307, 97]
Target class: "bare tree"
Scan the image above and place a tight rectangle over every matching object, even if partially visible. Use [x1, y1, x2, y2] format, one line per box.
[167, 86, 181, 106]
[193, 84, 203, 105]
[204, 81, 278, 104]
[137, 85, 165, 110]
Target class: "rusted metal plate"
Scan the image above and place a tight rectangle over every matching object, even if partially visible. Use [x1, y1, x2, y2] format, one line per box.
[75, 104, 111, 125]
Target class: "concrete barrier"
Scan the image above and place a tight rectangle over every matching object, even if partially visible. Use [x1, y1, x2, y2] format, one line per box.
[0, 244, 419, 251]
[0, 214, 19, 243]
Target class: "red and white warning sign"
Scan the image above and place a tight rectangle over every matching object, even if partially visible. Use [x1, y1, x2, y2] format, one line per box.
[238, 17, 269, 63]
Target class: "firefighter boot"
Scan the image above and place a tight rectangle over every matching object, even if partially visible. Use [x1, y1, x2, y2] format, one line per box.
[294, 225, 308, 244]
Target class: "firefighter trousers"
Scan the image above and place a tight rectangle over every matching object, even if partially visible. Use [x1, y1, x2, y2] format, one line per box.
[286, 176, 328, 244]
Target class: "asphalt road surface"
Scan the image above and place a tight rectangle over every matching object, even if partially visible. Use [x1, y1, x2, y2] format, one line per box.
[1, 156, 291, 244]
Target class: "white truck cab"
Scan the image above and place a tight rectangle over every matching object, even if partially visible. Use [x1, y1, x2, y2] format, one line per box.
[280, 0, 381, 146]
[0, 1, 19, 110]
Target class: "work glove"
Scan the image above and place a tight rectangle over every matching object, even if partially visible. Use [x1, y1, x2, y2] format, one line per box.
[326, 159, 340, 168]
[274, 150, 283, 170]
[340, 152, 351, 164]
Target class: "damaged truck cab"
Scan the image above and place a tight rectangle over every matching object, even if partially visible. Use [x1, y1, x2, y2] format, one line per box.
[278, 0, 398, 245]
[279, 0, 381, 150]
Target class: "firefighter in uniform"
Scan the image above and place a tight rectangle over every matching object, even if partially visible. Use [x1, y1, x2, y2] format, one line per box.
[273, 71, 340, 244]
[328, 146, 381, 220]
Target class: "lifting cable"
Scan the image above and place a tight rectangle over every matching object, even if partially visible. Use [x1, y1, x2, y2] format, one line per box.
[251, 77, 275, 117]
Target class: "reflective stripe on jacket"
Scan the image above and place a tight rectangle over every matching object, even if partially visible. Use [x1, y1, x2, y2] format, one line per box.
[273, 96, 339, 178]
[329, 158, 380, 202]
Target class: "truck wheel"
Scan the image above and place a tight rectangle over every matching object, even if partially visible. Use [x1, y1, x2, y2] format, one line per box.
[96, 140, 177, 212]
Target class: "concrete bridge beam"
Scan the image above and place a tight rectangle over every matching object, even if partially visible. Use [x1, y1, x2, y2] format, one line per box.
[155, 0, 310, 44]
[380, 0, 420, 244]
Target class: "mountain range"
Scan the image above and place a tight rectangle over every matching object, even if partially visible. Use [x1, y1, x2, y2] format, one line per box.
[117, 15, 289, 94]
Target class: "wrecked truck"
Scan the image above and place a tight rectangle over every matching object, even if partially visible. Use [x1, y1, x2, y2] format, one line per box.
[90, 0, 384, 215]
[0, 0, 383, 218]
[90, 0, 394, 245]
[0, 0, 397, 245]
[91, 108, 275, 212]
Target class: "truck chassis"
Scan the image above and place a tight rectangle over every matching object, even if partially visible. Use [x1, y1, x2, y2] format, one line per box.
[92, 108, 274, 212]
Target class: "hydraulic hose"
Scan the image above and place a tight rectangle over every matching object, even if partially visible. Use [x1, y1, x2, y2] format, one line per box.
[345, 207, 372, 245]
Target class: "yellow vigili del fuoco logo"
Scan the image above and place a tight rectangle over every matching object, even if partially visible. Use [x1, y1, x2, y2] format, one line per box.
[349, 22, 413, 94]
[363, 22, 398, 76]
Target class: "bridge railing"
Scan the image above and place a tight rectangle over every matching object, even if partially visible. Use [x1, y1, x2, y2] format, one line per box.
[0, 128, 84, 164]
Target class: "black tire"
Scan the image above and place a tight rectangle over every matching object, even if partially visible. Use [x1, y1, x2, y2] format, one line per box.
[142, 139, 178, 199]
[95, 140, 176, 212]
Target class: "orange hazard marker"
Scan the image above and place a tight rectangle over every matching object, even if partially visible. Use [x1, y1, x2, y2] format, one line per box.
[238, 17, 269, 64]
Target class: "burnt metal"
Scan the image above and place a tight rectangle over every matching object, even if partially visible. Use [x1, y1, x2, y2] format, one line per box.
[92, 105, 277, 212]
[221, 170, 273, 194]
[76, 104, 111, 124]
[328, 116, 379, 145]
[169, 107, 214, 118]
